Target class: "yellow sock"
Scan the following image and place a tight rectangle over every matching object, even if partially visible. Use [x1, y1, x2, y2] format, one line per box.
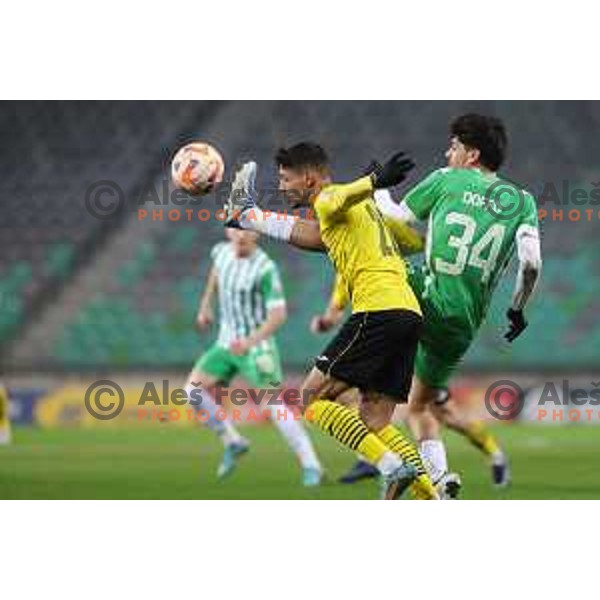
[306, 399, 391, 466]
[464, 420, 501, 457]
[377, 424, 438, 500]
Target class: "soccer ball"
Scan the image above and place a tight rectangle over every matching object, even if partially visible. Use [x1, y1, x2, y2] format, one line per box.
[171, 142, 225, 195]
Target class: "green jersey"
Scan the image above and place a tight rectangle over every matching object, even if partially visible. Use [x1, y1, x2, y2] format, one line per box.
[404, 167, 539, 331]
[210, 242, 285, 349]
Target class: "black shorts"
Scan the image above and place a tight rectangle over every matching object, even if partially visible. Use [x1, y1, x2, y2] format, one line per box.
[315, 309, 422, 402]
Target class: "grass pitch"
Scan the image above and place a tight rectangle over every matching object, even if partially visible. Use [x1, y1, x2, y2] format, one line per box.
[1, 423, 598, 499]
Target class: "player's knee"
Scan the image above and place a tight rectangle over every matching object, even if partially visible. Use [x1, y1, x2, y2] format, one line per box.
[407, 396, 428, 418]
[335, 388, 360, 408]
[187, 370, 215, 389]
[359, 402, 393, 432]
[361, 411, 390, 432]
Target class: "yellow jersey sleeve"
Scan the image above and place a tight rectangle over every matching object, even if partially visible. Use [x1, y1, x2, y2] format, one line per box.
[314, 176, 373, 222]
[314, 177, 421, 316]
[382, 216, 425, 256]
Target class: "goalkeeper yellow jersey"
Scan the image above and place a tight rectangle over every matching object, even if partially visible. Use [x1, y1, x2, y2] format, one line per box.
[314, 176, 421, 315]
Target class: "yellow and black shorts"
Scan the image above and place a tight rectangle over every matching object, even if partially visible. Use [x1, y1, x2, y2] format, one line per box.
[314, 309, 422, 402]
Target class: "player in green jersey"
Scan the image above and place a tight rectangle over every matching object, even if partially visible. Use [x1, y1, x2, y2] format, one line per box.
[185, 228, 323, 485]
[322, 116, 541, 491]
[226, 114, 542, 494]
[384, 114, 541, 490]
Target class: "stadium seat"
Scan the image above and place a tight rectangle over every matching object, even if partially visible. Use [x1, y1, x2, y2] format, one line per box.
[2, 101, 598, 372]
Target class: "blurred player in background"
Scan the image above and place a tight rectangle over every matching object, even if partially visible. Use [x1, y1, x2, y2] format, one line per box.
[0, 385, 11, 445]
[228, 149, 439, 500]
[185, 228, 323, 486]
[225, 114, 542, 494]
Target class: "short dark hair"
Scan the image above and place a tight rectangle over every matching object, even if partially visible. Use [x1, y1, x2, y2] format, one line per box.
[450, 113, 508, 171]
[275, 142, 330, 173]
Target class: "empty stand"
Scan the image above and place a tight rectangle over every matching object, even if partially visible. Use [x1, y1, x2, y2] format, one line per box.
[3, 101, 599, 370]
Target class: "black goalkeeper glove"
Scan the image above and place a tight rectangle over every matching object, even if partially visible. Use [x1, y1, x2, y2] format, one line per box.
[370, 152, 415, 189]
[505, 308, 528, 342]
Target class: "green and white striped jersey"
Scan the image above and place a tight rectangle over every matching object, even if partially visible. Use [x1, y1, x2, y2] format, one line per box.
[210, 242, 286, 348]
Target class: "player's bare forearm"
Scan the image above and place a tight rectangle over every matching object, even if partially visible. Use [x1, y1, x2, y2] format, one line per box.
[328, 295, 347, 319]
[313, 304, 344, 333]
[197, 267, 217, 328]
[199, 267, 217, 311]
[505, 259, 541, 342]
[512, 225, 542, 311]
[246, 305, 287, 347]
[312, 274, 348, 333]
[290, 219, 327, 252]
[511, 262, 541, 311]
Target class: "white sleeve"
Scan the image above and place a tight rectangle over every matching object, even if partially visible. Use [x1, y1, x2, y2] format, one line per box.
[512, 224, 542, 311]
[516, 224, 542, 270]
[373, 190, 417, 223]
